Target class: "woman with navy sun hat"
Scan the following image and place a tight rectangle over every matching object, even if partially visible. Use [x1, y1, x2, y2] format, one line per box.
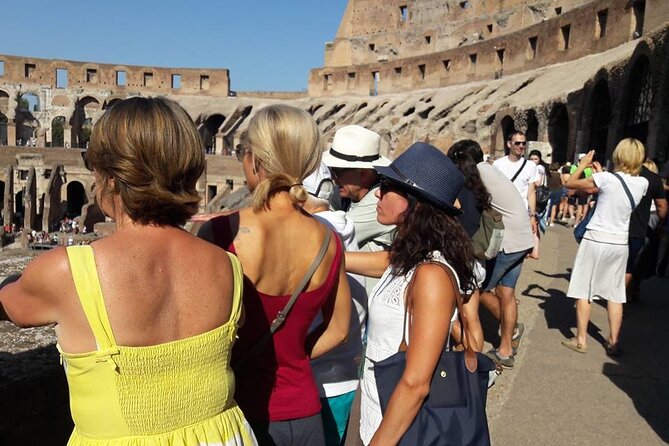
[346, 142, 484, 445]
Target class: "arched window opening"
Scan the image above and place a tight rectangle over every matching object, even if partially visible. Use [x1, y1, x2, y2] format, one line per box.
[51, 116, 66, 147]
[525, 109, 539, 142]
[589, 80, 611, 157]
[16, 92, 41, 145]
[200, 114, 226, 154]
[548, 104, 569, 163]
[499, 115, 516, 154]
[66, 181, 87, 218]
[72, 96, 100, 148]
[624, 57, 652, 144]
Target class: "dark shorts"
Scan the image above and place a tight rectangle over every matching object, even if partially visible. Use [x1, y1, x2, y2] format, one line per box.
[483, 249, 530, 291]
[626, 237, 646, 274]
[549, 190, 563, 203]
[577, 194, 589, 206]
[567, 195, 577, 205]
[250, 414, 326, 446]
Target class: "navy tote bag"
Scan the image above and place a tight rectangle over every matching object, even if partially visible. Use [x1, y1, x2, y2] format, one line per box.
[374, 263, 495, 446]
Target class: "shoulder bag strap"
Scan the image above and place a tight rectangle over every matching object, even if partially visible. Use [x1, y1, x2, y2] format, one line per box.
[510, 158, 528, 183]
[234, 228, 332, 372]
[401, 262, 479, 373]
[612, 172, 636, 210]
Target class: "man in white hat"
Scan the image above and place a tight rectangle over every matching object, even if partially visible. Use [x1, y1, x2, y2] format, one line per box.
[323, 125, 395, 294]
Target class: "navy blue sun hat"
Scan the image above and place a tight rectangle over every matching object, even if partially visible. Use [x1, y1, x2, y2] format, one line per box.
[374, 142, 465, 215]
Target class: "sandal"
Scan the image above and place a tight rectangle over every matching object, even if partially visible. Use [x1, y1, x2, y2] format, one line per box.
[561, 338, 587, 353]
[604, 342, 621, 357]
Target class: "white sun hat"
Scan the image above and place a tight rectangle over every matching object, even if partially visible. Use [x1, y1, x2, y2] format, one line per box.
[322, 125, 390, 169]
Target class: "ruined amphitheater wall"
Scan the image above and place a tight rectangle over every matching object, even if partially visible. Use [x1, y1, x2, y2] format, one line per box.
[310, 0, 658, 97]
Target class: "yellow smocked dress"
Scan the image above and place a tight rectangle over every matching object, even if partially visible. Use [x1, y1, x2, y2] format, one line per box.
[57, 246, 257, 446]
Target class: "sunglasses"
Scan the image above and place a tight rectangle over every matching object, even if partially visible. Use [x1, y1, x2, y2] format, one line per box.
[512, 141, 527, 146]
[235, 144, 249, 162]
[379, 178, 409, 198]
[330, 168, 353, 180]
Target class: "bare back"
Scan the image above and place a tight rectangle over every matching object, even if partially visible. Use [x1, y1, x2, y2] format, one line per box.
[54, 227, 236, 353]
[232, 205, 338, 296]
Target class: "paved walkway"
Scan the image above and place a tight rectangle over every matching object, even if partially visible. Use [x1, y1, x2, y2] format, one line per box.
[486, 224, 669, 445]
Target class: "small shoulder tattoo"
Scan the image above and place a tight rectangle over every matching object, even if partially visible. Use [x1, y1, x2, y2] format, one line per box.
[234, 226, 251, 241]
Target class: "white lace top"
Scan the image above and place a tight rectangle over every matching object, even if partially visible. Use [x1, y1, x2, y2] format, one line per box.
[359, 251, 460, 445]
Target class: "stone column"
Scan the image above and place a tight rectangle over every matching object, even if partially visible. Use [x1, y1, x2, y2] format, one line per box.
[63, 124, 72, 148]
[215, 133, 224, 155]
[3, 166, 14, 227]
[37, 128, 46, 148]
[7, 121, 16, 146]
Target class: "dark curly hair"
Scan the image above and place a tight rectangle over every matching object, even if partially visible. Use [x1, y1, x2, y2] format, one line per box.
[389, 190, 476, 293]
[447, 140, 492, 211]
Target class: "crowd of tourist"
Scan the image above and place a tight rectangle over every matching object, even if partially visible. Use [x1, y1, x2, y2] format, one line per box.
[0, 96, 668, 446]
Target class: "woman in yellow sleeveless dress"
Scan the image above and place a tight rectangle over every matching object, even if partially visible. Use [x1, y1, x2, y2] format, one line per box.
[0, 97, 257, 445]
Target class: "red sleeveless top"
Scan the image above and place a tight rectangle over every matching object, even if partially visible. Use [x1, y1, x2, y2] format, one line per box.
[210, 213, 343, 422]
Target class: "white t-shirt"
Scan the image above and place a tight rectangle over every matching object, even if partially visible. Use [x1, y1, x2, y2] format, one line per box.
[587, 171, 648, 235]
[493, 156, 541, 208]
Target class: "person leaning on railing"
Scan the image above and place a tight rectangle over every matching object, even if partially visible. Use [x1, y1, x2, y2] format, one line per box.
[0, 97, 258, 445]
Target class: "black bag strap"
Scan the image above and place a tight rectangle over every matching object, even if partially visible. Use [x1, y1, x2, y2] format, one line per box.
[510, 158, 528, 183]
[234, 228, 332, 372]
[612, 172, 636, 210]
[401, 262, 479, 373]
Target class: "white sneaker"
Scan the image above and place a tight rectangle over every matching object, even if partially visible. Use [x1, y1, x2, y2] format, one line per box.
[488, 369, 501, 388]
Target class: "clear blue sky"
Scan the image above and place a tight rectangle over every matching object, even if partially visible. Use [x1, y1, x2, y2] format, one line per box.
[0, 0, 347, 92]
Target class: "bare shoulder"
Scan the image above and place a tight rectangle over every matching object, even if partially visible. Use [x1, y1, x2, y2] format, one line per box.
[412, 263, 457, 301]
[24, 246, 72, 287]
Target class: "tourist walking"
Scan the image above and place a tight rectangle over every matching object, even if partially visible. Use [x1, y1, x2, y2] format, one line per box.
[562, 139, 649, 356]
[547, 162, 566, 226]
[447, 139, 496, 352]
[346, 142, 479, 445]
[528, 149, 549, 257]
[197, 104, 351, 445]
[493, 131, 540, 231]
[0, 97, 257, 445]
[462, 140, 534, 368]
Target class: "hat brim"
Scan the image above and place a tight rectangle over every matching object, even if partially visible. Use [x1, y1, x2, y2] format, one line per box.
[374, 165, 463, 215]
[322, 150, 391, 169]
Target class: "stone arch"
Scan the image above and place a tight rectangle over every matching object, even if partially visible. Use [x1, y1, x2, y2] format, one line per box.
[200, 114, 226, 152]
[14, 190, 24, 226]
[622, 55, 653, 144]
[0, 90, 9, 114]
[525, 109, 539, 142]
[495, 115, 516, 154]
[71, 96, 100, 148]
[16, 92, 41, 144]
[548, 103, 569, 163]
[588, 79, 611, 158]
[0, 112, 7, 146]
[51, 116, 67, 147]
[66, 181, 87, 218]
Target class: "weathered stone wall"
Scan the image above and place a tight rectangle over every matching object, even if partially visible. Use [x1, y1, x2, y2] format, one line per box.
[310, 0, 664, 97]
[0, 54, 229, 96]
[326, 0, 592, 67]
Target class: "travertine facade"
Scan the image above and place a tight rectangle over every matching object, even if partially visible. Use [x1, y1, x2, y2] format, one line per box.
[309, 0, 662, 96]
[0, 0, 668, 234]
